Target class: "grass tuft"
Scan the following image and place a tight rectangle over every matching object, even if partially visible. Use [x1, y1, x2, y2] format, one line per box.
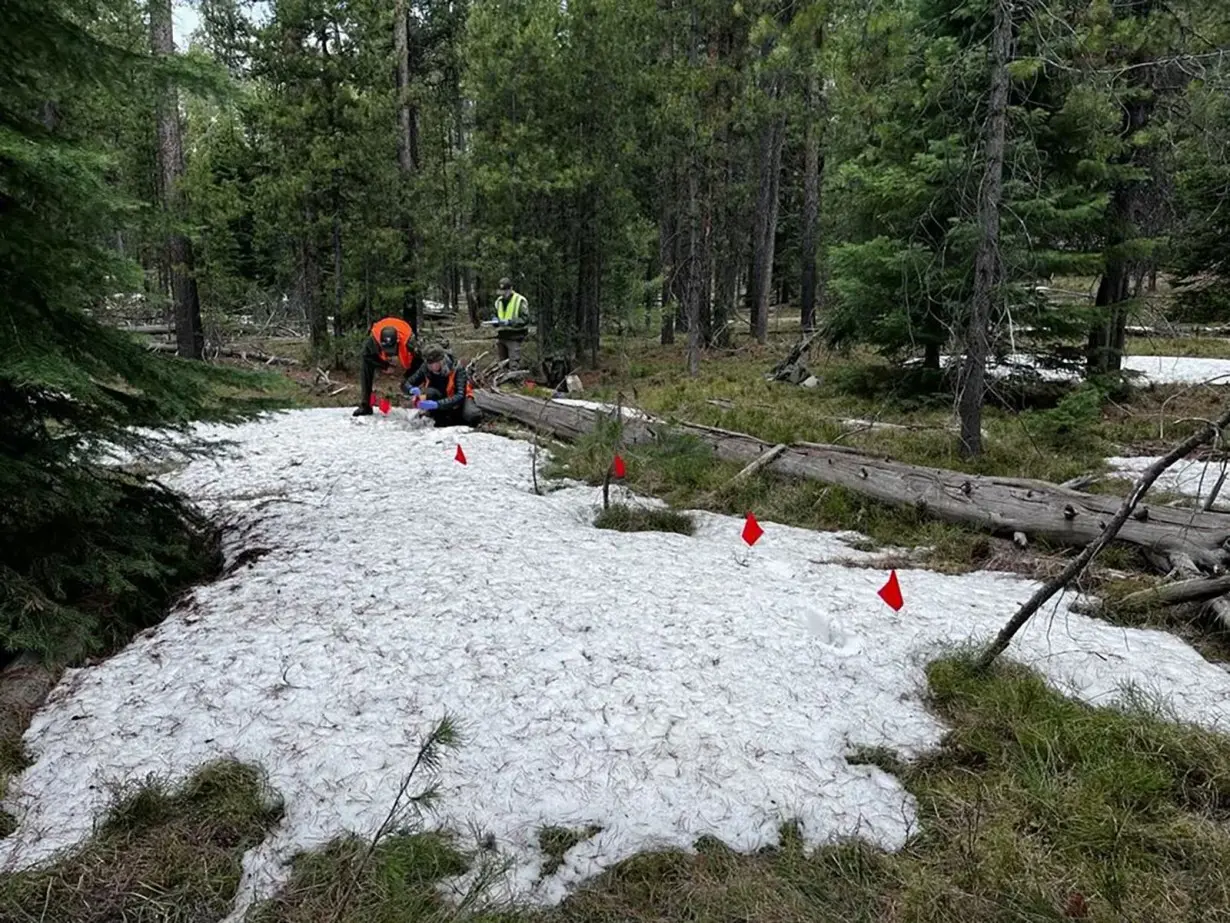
[247, 832, 478, 923]
[593, 503, 695, 535]
[0, 759, 282, 922]
[539, 825, 603, 876]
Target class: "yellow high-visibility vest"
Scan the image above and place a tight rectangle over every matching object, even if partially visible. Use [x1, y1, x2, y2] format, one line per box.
[496, 292, 527, 322]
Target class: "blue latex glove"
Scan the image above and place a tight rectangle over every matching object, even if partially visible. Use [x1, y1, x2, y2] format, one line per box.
[418, 399, 439, 411]
[402, 383, 420, 396]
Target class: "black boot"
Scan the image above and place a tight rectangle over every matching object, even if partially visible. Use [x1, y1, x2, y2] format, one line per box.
[353, 404, 373, 417]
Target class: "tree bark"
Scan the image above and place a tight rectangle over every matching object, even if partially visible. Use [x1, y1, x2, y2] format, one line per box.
[150, 0, 204, 359]
[659, 192, 676, 345]
[394, 0, 421, 333]
[1086, 0, 1156, 377]
[749, 93, 784, 344]
[301, 203, 325, 352]
[956, 0, 1012, 457]
[332, 178, 344, 338]
[472, 391, 1230, 569]
[749, 111, 785, 344]
[800, 67, 825, 334]
[685, 162, 701, 377]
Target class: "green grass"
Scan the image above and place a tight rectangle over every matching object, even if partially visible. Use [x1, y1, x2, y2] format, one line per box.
[246, 831, 498, 923]
[0, 760, 282, 921]
[539, 826, 604, 877]
[593, 503, 695, 535]
[535, 655, 1230, 923]
[1127, 335, 1230, 358]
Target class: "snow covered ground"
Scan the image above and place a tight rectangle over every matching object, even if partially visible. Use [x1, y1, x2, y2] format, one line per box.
[7, 408, 1230, 921]
[1107, 454, 1230, 510]
[935, 353, 1230, 385]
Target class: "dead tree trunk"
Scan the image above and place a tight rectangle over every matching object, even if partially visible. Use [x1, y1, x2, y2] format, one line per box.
[956, 0, 1011, 458]
[150, 0, 204, 359]
[472, 391, 1230, 569]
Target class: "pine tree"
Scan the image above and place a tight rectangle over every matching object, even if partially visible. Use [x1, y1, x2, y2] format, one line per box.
[0, 0, 264, 664]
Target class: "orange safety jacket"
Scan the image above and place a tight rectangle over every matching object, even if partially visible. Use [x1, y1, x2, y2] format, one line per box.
[369, 317, 415, 368]
[443, 367, 475, 399]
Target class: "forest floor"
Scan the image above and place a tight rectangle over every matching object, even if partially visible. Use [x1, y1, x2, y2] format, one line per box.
[5, 325, 1230, 922]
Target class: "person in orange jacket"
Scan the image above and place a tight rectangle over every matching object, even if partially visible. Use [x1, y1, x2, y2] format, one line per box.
[354, 317, 419, 416]
[402, 345, 482, 427]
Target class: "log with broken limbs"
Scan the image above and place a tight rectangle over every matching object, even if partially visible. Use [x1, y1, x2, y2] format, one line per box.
[473, 392, 1230, 568]
[975, 402, 1230, 672]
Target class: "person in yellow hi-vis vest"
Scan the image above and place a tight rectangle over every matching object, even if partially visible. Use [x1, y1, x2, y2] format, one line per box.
[490, 277, 531, 369]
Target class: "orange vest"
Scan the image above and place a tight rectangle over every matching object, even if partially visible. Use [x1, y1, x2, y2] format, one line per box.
[369, 317, 414, 368]
[445, 367, 474, 399]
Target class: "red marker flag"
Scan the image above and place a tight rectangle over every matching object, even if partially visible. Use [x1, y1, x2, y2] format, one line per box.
[742, 512, 764, 546]
[455, 444, 467, 465]
[369, 394, 378, 407]
[878, 570, 904, 611]
[613, 454, 626, 478]
[378, 397, 391, 414]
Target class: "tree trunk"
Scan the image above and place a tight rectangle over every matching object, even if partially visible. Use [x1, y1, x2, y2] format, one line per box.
[301, 204, 325, 353]
[659, 193, 676, 346]
[800, 65, 826, 334]
[685, 161, 702, 377]
[1086, 0, 1156, 377]
[150, 0, 204, 359]
[956, 0, 1011, 458]
[749, 105, 785, 344]
[473, 392, 1230, 569]
[394, 0, 421, 333]
[332, 179, 344, 338]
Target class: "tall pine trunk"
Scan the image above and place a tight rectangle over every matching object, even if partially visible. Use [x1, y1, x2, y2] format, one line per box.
[957, 0, 1012, 458]
[685, 160, 702, 377]
[332, 184, 343, 339]
[1087, 0, 1156, 376]
[150, 0, 204, 359]
[800, 61, 825, 333]
[659, 190, 676, 345]
[749, 103, 784, 344]
[394, 0, 421, 333]
[301, 203, 326, 352]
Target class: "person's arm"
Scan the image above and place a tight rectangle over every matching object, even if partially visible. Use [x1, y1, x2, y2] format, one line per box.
[434, 367, 469, 411]
[403, 364, 427, 392]
[363, 335, 391, 368]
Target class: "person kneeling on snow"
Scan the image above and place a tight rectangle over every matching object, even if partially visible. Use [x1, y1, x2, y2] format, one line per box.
[403, 345, 483, 428]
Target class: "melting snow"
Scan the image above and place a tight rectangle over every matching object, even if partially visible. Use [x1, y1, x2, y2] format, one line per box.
[1107, 455, 1230, 510]
[6, 408, 1230, 919]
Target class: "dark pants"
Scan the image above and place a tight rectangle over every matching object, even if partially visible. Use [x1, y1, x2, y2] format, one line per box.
[358, 338, 419, 408]
[422, 388, 483, 427]
[358, 338, 389, 408]
[496, 331, 528, 369]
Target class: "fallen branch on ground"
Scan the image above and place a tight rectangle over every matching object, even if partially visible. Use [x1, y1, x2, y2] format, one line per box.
[975, 401, 1230, 671]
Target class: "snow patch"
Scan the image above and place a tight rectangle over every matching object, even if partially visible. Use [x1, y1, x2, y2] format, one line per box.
[4, 409, 1230, 919]
[1107, 455, 1230, 510]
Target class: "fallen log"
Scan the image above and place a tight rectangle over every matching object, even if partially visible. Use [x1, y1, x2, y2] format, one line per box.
[1115, 574, 1230, 612]
[472, 390, 1230, 569]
